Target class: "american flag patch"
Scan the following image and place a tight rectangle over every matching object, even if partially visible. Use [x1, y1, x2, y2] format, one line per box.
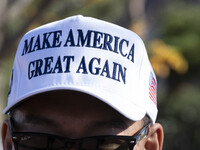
[149, 71, 157, 106]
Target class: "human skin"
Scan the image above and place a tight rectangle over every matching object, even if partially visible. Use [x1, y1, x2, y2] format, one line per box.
[1, 90, 164, 150]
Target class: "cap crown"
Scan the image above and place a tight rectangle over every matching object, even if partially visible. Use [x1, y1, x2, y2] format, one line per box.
[4, 15, 157, 123]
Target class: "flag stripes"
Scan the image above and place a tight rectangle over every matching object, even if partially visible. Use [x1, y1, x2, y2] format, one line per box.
[149, 72, 157, 106]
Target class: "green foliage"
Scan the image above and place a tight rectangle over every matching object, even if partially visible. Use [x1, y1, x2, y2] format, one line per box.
[158, 85, 200, 150]
[156, 1, 200, 149]
[160, 2, 200, 65]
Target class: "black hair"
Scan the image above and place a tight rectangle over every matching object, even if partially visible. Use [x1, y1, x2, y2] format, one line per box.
[142, 114, 152, 126]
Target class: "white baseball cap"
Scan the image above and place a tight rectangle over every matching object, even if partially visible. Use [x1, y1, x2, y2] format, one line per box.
[3, 15, 158, 123]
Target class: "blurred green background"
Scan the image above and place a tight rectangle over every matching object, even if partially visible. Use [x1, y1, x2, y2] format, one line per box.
[0, 0, 200, 149]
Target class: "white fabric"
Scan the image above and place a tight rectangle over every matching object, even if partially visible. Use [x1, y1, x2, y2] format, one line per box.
[3, 15, 158, 123]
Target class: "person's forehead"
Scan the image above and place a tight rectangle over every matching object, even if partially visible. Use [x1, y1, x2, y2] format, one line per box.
[12, 90, 142, 137]
[16, 90, 118, 111]
[13, 90, 131, 121]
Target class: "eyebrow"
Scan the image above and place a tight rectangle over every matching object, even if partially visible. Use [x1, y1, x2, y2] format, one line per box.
[15, 114, 133, 133]
[92, 119, 132, 130]
[19, 114, 60, 128]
